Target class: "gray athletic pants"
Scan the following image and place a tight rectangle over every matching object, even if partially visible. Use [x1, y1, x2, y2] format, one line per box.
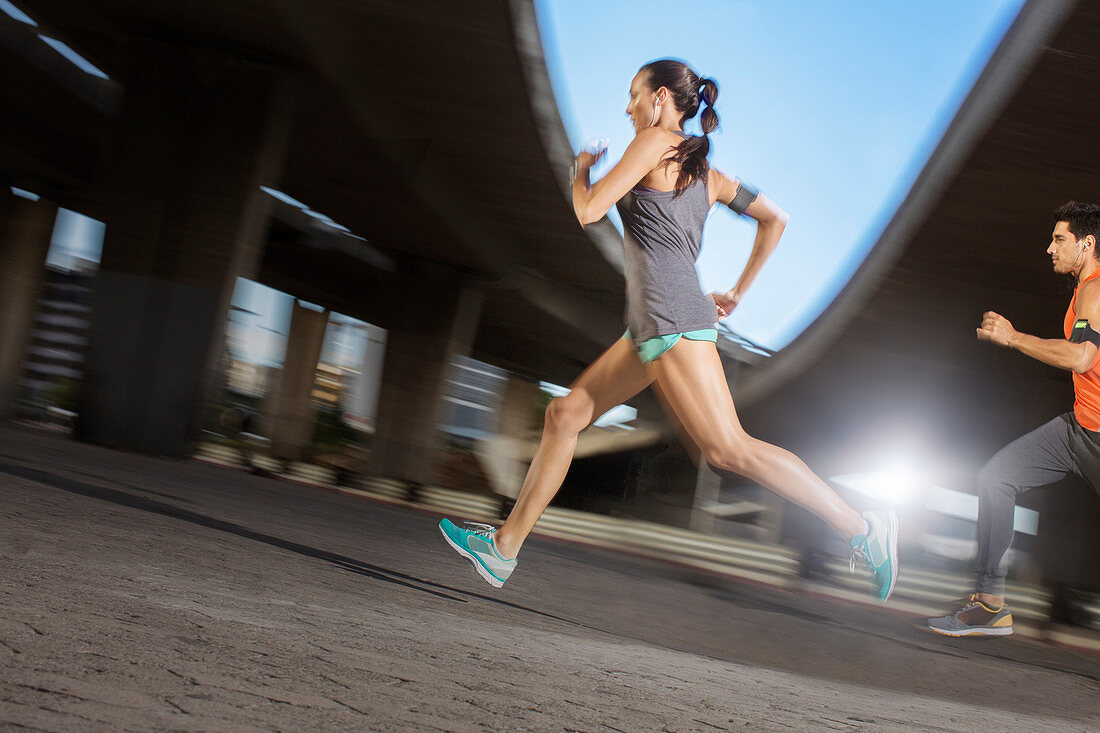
[976, 412, 1100, 595]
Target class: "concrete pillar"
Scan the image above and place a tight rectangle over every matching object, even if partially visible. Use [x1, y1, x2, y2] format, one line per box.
[689, 464, 722, 535]
[77, 41, 295, 455]
[477, 375, 539, 499]
[498, 375, 540, 446]
[267, 302, 329, 462]
[348, 323, 387, 429]
[0, 195, 58, 420]
[370, 281, 483, 486]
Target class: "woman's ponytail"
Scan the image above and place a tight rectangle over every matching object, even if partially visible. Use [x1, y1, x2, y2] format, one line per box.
[699, 77, 719, 134]
[640, 60, 720, 195]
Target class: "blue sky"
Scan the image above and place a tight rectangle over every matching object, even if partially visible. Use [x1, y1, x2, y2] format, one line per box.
[535, 0, 1025, 350]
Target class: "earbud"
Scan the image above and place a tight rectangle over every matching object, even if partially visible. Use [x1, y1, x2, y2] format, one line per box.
[1071, 238, 1089, 271]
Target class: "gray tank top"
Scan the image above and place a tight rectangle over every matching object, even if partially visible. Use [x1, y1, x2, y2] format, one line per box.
[616, 137, 715, 346]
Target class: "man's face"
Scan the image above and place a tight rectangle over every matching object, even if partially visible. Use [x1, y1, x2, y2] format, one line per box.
[1048, 220, 1084, 275]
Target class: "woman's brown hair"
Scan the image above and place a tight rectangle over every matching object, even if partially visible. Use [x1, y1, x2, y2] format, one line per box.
[639, 58, 719, 195]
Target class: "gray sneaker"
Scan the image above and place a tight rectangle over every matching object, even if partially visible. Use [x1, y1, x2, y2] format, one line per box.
[927, 594, 1014, 637]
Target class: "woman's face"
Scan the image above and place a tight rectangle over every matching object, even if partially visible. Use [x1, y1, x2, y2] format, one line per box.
[625, 71, 659, 134]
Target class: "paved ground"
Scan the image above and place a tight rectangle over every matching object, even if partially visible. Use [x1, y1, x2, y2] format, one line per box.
[1, 426, 1097, 732]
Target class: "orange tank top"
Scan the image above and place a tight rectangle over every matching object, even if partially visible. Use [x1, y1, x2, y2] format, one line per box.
[1063, 269, 1100, 431]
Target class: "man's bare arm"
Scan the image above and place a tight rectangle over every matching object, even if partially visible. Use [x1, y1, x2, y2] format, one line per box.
[978, 282, 1100, 373]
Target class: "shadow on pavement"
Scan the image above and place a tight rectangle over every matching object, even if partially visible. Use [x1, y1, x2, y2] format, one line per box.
[0, 461, 605, 633]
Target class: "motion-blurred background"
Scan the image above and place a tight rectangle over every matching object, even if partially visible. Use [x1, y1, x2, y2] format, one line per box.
[1, 0, 1097, 630]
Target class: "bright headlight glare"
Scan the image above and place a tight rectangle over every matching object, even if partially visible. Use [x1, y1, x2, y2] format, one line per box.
[831, 462, 925, 506]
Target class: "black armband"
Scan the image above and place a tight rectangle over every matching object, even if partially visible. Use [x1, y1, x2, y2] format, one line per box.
[1070, 318, 1100, 348]
[728, 181, 759, 215]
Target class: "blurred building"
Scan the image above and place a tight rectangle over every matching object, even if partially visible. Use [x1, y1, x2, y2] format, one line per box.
[310, 362, 347, 406]
[224, 358, 273, 399]
[15, 263, 94, 419]
[439, 355, 508, 442]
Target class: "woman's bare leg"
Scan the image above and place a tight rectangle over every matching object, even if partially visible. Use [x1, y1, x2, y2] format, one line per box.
[493, 337, 653, 558]
[651, 381, 701, 465]
[648, 338, 864, 540]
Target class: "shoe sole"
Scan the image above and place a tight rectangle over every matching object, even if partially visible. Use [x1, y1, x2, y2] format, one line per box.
[928, 625, 1014, 637]
[881, 510, 899, 603]
[438, 523, 505, 588]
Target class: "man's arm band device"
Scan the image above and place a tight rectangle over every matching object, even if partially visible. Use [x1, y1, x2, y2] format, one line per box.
[1070, 318, 1100, 348]
[728, 181, 759, 215]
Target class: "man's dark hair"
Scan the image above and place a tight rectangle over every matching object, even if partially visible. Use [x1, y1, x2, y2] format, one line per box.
[1054, 201, 1100, 247]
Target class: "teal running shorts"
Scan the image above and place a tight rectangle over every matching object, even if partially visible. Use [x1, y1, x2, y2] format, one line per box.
[625, 328, 718, 364]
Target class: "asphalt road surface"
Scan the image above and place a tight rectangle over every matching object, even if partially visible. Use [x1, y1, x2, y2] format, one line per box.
[1, 426, 1097, 732]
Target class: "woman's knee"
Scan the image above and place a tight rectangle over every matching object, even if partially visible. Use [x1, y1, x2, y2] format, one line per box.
[701, 437, 759, 476]
[544, 394, 592, 435]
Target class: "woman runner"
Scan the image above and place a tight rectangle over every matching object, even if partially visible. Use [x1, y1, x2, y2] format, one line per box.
[439, 59, 899, 602]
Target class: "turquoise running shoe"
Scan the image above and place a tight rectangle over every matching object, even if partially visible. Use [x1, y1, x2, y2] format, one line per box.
[438, 519, 517, 588]
[849, 510, 899, 602]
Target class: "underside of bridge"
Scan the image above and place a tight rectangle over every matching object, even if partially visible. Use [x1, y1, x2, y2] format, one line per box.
[2, 0, 655, 474]
[1, 0, 626, 389]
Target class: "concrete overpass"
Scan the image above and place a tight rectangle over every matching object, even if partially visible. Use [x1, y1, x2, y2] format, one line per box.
[0, 0, 642, 481]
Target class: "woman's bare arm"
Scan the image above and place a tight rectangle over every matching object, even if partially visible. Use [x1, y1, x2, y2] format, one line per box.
[709, 168, 788, 314]
[572, 127, 676, 226]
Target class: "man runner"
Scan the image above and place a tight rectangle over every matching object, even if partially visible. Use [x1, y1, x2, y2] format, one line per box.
[927, 201, 1100, 637]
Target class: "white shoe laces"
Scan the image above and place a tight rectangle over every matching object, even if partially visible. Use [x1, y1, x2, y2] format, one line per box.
[849, 545, 867, 574]
[463, 522, 496, 537]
